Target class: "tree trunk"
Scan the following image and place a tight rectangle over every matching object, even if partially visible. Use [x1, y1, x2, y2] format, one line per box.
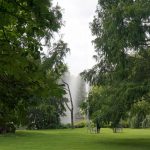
[113, 128, 117, 133]
[62, 80, 74, 129]
[71, 109, 74, 129]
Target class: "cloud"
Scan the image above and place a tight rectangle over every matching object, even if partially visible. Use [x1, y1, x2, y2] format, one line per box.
[54, 0, 98, 75]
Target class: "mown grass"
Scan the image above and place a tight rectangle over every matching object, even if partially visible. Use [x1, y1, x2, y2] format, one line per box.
[0, 128, 150, 150]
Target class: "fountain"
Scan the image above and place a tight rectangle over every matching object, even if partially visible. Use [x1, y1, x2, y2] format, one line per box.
[61, 72, 87, 124]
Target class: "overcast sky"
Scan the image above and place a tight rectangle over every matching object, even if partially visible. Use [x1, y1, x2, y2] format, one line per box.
[54, 0, 98, 76]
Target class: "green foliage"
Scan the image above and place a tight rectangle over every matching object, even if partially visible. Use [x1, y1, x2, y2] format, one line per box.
[59, 120, 86, 129]
[74, 120, 86, 128]
[81, 0, 150, 127]
[81, 86, 110, 128]
[128, 100, 150, 128]
[0, 0, 69, 132]
[120, 120, 129, 128]
[59, 123, 72, 129]
[0, 122, 16, 134]
[142, 115, 150, 128]
[26, 97, 66, 129]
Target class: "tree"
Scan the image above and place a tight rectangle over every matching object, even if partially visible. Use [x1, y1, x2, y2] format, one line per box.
[80, 86, 110, 133]
[128, 100, 150, 128]
[62, 80, 74, 129]
[26, 97, 66, 129]
[81, 0, 150, 129]
[0, 0, 69, 133]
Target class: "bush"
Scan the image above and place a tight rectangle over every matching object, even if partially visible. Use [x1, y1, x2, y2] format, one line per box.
[59, 123, 71, 129]
[6, 122, 16, 133]
[0, 122, 16, 134]
[142, 115, 150, 128]
[120, 120, 129, 128]
[74, 120, 86, 128]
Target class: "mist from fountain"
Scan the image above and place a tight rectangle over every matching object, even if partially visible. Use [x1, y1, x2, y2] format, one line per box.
[61, 72, 87, 124]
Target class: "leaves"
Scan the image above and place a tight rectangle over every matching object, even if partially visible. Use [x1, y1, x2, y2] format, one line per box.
[81, 0, 150, 127]
[0, 0, 69, 129]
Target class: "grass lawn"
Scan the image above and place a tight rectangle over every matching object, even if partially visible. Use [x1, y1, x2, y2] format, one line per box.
[0, 128, 150, 150]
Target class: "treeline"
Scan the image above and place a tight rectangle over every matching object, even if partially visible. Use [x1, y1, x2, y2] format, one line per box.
[0, 0, 69, 133]
[81, 0, 150, 132]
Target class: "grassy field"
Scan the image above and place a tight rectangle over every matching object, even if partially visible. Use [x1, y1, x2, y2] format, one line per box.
[0, 128, 150, 150]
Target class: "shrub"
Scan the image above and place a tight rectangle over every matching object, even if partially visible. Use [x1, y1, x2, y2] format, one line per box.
[59, 123, 71, 129]
[120, 120, 129, 128]
[142, 115, 150, 128]
[74, 120, 86, 128]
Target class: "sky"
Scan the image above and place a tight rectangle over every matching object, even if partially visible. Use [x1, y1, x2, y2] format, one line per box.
[53, 0, 98, 76]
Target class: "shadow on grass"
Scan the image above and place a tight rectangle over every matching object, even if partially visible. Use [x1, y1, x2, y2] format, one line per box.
[0, 129, 77, 137]
[94, 137, 150, 149]
[0, 130, 49, 137]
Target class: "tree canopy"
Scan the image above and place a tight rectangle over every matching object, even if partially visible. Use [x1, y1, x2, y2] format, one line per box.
[81, 0, 150, 128]
[0, 0, 69, 133]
